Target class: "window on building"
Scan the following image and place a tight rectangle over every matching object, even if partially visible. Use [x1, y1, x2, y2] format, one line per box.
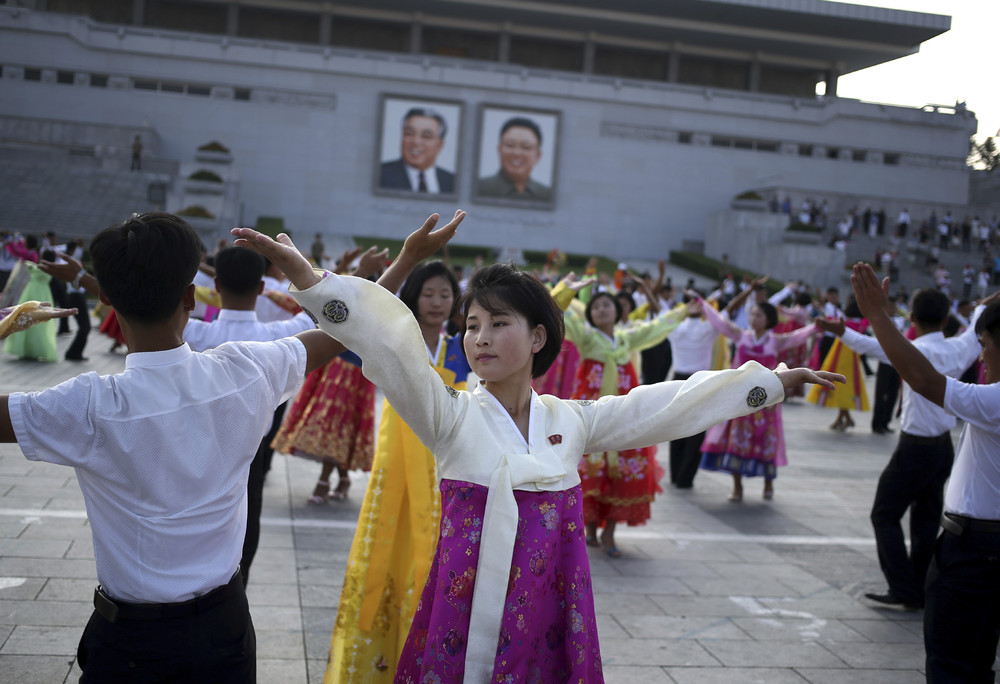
[23, 68, 42, 81]
[134, 79, 158, 91]
[145, 0, 228, 36]
[237, 7, 320, 44]
[826, 147, 840, 160]
[884, 153, 900, 166]
[234, 88, 252, 101]
[421, 26, 499, 61]
[330, 17, 410, 53]
[756, 140, 779, 153]
[57, 70, 75, 84]
[593, 45, 668, 81]
[678, 55, 748, 91]
[798, 144, 813, 157]
[852, 150, 867, 162]
[734, 138, 754, 150]
[46, 0, 134, 24]
[710, 136, 732, 148]
[509, 36, 584, 73]
[759, 64, 818, 98]
[188, 84, 211, 96]
[160, 81, 184, 94]
[90, 73, 108, 87]
[677, 132, 693, 144]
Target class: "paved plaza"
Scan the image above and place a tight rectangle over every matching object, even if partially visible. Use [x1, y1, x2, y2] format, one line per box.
[0, 331, 985, 683]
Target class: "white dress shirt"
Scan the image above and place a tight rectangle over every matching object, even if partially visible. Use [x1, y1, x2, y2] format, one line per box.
[943, 377, 1000, 520]
[256, 274, 294, 322]
[405, 164, 441, 193]
[669, 316, 719, 375]
[8, 339, 306, 603]
[840, 311, 983, 436]
[291, 271, 785, 682]
[184, 308, 314, 352]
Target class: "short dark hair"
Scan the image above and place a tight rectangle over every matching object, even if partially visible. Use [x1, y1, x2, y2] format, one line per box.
[399, 260, 460, 320]
[460, 262, 564, 378]
[90, 212, 201, 325]
[974, 302, 1000, 349]
[499, 117, 542, 146]
[586, 291, 623, 328]
[910, 289, 951, 329]
[754, 302, 779, 330]
[214, 246, 266, 296]
[403, 107, 447, 140]
[615, 291, 636, 319]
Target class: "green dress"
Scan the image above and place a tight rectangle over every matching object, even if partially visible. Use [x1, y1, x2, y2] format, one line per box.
[3, 262, 58, 362]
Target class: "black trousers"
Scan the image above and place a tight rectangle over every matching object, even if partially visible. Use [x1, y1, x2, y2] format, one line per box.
[65, 291, 91, 359]
[640, 338, 671, 385]
[668, 371, 705, 488]
[240, 401, 287, 586]
[49, 278, 71, 334]
[924, 525, 1000, 683]
[870, 432, 953, 604]
[77, 578, 255, 683]
[870, 363, 899, 432]
[817, 335, 835, 367]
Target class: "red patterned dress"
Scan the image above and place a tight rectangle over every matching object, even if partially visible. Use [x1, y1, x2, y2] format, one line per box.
[271, 351, 375, 470]
[564, 305, 686, 528]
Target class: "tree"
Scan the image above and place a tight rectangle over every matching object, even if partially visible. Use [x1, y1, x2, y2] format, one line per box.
[968, 135, 1000, 172]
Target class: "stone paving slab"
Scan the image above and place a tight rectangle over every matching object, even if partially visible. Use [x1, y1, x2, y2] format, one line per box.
[3, 331, 994, 682]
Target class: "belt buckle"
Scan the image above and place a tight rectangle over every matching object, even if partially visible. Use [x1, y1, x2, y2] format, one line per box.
[94, 587, 120, 623]
[940, 513, 964, 537]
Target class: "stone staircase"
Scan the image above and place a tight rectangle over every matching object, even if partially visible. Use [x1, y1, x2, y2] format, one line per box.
[0, 145, 171, 241]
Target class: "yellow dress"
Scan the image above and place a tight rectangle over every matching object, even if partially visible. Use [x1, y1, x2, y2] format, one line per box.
[807, 335, 871, 411]
[325, 335, 469, 683]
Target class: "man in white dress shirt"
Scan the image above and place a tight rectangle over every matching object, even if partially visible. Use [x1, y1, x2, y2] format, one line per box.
[0, 213, 347, 682]
[667, 294, 723, 488]
[817, 287, 987, 611]
[852, 263, 1000, 684]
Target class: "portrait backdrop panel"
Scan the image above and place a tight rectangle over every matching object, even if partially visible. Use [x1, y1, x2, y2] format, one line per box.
[474, 105, 559, 209]
[374, 95, 463, 198]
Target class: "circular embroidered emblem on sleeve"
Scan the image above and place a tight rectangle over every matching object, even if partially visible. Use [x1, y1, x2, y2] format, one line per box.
[322, 299, 349, 324]
[746, 386, 767, 408]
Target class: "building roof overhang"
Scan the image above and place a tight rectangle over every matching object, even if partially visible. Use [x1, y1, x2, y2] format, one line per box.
[311, 0, 949, 73]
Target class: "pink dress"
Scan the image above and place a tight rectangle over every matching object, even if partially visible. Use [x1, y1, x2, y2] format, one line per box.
[698, 305, 816, 479]
[396, 480, 601, 682]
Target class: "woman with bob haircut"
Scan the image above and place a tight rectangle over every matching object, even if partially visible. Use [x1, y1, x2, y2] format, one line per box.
[231, 213, 842, 684]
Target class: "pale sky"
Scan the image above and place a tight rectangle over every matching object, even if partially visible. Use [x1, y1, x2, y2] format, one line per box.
[836, 0, 999, 144]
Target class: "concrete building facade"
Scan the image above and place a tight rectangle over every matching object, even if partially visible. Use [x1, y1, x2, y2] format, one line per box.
[0, 1, 977, 263]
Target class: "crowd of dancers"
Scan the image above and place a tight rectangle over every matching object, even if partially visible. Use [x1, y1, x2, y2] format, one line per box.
[1, 210, 999, 683]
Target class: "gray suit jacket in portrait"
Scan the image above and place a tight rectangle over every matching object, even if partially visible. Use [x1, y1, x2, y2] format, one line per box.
[476, 172, 552, 202]
[379, 159, 455, 194]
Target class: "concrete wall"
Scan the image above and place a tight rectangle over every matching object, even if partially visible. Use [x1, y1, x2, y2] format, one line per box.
[0, 7, 977, 267]
[704, 210, 847, 289]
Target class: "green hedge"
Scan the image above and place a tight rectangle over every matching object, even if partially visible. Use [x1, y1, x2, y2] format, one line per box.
[188, 169, 223, 183]
[197, 141, 230, 153]
[175, 205, 215, 219]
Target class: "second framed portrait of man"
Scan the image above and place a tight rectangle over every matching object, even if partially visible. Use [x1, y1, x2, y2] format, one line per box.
[374, 95, 463, 198]
[473, 105, 560, 209]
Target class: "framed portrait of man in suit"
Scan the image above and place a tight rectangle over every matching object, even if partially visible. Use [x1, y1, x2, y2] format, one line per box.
[473, 105, 559, 209]
[375, 95, 462, 198]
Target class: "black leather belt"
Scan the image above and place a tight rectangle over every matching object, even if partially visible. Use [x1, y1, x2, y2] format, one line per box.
[941, 512, 1000, 536]
[93, 569, 242, 623]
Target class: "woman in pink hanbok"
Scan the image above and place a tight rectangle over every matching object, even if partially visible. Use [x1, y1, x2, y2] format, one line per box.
[697, 281, 820, 502]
